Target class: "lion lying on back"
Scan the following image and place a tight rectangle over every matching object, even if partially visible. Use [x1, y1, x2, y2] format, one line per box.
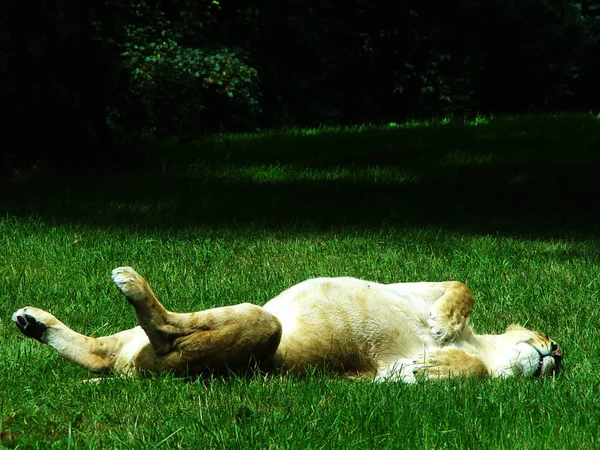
[13, 267, 562, 381]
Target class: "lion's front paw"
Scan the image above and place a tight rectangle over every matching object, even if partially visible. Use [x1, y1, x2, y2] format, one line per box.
[428, 313, 455, 344]
[12, 308, 49, 342]
[375, 359, 423, 383]
[413, 348, 487, 380]
[428, 311, 468, 344]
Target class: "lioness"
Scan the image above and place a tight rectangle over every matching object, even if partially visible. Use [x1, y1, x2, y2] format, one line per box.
[13, 267, 562, 381]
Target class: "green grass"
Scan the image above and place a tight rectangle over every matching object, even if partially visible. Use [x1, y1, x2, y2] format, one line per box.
[1, 113, 600, 448]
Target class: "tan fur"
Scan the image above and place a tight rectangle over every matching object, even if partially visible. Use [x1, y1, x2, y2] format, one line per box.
[12, 267, 562, 381]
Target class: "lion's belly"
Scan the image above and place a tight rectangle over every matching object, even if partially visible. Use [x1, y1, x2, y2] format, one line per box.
[263, 277, 436, 374]
[113, 326, 154, 374]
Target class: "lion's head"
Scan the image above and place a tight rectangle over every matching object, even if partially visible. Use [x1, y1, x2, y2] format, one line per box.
[488, 324, 562, 378]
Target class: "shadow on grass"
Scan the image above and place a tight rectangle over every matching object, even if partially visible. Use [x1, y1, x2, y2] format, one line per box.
[2, 164, 599, 240]
[2, 114, 599, 240]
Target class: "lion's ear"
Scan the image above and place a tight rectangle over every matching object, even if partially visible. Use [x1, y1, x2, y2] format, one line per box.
[506, 324, 527, 332]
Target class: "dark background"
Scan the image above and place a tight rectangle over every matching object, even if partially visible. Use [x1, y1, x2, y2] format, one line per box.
[1, 0, 599, 173]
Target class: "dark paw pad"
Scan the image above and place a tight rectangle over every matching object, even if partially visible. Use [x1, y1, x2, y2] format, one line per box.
[15, 314, 47, 341]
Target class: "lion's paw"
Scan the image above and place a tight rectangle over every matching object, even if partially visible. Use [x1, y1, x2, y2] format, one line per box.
[412, 347, 486, 380]
[375, 360, 422, 383]
[428, 312, 465, 344]
[112, 267, 145, 300]
[428, 313, 451, 343]
[12, 307, 50, 342]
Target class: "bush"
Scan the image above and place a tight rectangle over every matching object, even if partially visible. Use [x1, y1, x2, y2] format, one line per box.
[103, 4, 260, 144]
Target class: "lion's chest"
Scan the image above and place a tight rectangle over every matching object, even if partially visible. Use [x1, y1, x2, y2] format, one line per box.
[265, 280, 439, 370]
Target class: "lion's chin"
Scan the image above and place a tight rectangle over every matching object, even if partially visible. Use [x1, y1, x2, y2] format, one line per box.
[533, 347, 562, 377]
[539, 353, 562, 377]
[535, 355, 556, 377]
[536, 343, 562, 377]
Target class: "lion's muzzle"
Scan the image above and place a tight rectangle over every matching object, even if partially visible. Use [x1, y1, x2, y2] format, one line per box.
[534, 341, 562, 377]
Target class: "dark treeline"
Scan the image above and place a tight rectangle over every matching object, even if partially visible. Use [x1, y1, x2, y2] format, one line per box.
[2, 0, 599, 172]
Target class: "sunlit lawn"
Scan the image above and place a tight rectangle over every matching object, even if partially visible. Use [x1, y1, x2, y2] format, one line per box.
[1, 113, 599, 448]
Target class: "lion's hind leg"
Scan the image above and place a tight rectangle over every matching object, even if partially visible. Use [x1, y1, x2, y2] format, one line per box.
[111, 266, 173, 354]
[111, 267, 282, 376]
[12, 307, 132, 372]
[427, 281, 474, 344]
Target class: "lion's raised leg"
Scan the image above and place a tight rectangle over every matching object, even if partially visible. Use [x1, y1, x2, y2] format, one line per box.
[111, 267, 282, 375]
[111, 267, 175, 354]
[426, 281, 474, 344]
[12, 307, 137, 372]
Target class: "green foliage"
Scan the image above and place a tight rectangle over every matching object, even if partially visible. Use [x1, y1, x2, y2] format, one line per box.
[103, 3, 260, 142]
